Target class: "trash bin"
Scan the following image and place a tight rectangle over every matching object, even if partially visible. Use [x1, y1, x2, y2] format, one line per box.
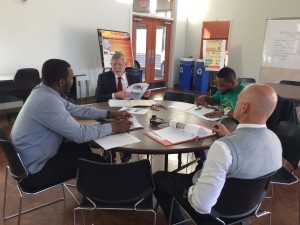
[178, 58, 194, 91]
[195, 59, 209, 93]
[138, 69, 143, 82]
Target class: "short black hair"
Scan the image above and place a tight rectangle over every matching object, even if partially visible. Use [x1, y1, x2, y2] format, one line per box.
[216, 67, 236, 82]
[42, 59, 70, 85]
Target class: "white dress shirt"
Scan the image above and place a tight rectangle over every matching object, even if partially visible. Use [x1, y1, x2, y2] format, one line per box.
[112, 72, 129, 99]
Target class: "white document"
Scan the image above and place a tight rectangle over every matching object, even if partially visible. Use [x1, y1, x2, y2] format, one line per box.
[186, 107, 223, 121]
[128, 116, 143, 130]
[108, 99, 130, 107]
[168, 102, 196, 112]
[109, 99, 155, 107]
[125, 83, 149, 100]
[152, 122, 212, 144]
[94, 133, 141, 150]
[119, 107, 149, 115]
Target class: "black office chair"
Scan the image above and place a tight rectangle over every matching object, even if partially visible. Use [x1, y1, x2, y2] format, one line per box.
[163, 92, 195, 104]
[0, 128, 77, 225]
[169, 173, 273, 225]
[237, 77, 256, 84]
[7, 68, 41, 103]
[279, 80, 300, 86]
[74, 159, 156, 225]
[268, 121, 300, 198]
[125, 66, 140, 77]
[266, 95, 299, 132]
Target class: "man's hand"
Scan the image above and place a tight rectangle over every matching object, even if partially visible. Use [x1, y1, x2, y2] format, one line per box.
[111, 119, 131, 133]
[204, 111, 224, 118]
[196, 95, 208, 107]
[115, 91, 131, 99]
[110, 111, 132, 120]
[143, 90, 151, 98]
[211, 123, 230, 137]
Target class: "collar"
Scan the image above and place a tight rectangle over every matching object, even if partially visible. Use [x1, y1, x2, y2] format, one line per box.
[115, 72, 126, 80]
[237, 124, 266, 129]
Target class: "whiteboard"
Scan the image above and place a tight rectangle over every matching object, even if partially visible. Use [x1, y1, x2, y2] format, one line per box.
[259, 18, 300, 83]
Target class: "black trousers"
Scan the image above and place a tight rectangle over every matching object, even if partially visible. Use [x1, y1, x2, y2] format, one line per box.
[20, 141, 106, 190]
[153, 171, 216, 224]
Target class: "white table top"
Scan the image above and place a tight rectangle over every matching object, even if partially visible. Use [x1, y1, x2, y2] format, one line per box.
[0, 75, 14, 81]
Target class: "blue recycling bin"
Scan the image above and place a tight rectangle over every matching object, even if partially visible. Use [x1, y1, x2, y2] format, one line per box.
[178, 58, 194, 91]
[195, 59, 209, 93]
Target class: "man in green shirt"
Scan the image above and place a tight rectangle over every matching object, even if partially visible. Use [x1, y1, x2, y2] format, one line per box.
[196, 67, 245, 118]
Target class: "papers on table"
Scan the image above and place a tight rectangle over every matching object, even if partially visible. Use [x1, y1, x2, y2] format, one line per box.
[186, 106, 224, 121]
[125, 83, 149, 100]
[94, 133, 141, 150]
[168, 102, 196, 112]
[145, 123, 215, 146]
[109, 99, 156, 107]
[128, 116, 143, 130]
[119, 107, 149, 114]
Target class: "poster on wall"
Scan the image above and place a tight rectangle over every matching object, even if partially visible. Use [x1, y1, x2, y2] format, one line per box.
[97, 29, 134, 68]
[202, 39, 226, 71]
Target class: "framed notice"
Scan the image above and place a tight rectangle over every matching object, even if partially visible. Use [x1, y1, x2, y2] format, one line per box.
[97, 29, 134, 68]
[202, 39, 226, 71]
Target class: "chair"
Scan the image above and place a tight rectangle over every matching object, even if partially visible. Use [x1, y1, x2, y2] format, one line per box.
[73, 159, 156, 225]
[7, 68, 41, 103]
[237, 77, 256, 83]
[279, 80, 300, 86]
[269, 121, 300, 197]
[0, 128, 77, 225]
[169, 173, 273, 225]
[163, 92, 195, 104]
[266, 95, 298, 132]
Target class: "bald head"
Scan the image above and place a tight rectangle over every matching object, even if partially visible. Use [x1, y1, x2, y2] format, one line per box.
[234, 84, 277, 123]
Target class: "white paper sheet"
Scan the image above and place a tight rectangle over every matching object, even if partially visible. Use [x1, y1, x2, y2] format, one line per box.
[94, 133, 141, 150]
[125, 83, 149, 100]
[128, 116, 143, 130]
[168, 102, 196, 112]
[119, 107, 149, 115]
[108, 100, 130, 107]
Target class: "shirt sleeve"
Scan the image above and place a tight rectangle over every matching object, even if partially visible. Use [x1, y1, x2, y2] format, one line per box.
[36, 97, 112, 143]
[188, 140, 232, 214]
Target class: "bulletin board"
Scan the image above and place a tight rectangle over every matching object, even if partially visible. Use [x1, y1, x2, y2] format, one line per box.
[259, 18, 300, 83]
[97, 29, 134, 68]
[202, 39, 227, 71]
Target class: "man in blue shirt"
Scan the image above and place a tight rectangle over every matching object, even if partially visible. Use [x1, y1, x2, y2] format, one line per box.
[10, 59, 131, 189]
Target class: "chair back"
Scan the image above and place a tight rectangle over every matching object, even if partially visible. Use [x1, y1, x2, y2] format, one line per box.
[76, 159, 154, 204]
[0, 134, 28, 181]
[266, 95, 298, 132]
[279, 80, 300, 86]
[276, 121, 300, 170]
[14, 68, 41, 91]
[210, 173, 273, 218]
[237, 77, 256, 83]
[125, 67, 140, 77]
[163, 92, 195, 104]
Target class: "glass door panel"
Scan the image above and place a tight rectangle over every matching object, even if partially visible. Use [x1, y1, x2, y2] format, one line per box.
[154, 26, 166, 81]
[135, 24, 147, 82]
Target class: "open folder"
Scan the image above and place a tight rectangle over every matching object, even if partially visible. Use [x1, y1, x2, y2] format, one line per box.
[144, 122, 215, 146]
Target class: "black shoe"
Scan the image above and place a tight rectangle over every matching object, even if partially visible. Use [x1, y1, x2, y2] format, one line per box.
[103, 150, 116, 163]
[120, 153, 131, 163]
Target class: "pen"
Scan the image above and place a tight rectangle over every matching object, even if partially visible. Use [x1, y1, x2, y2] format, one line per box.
[194, 107, 202, 110]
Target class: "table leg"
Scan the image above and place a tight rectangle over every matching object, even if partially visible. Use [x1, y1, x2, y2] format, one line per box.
[164, 154, 168, 171]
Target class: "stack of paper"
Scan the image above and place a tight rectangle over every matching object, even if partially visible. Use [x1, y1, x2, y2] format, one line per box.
[145, 123, 215, 146]
[108, 99, 156, 107]
[94, 133, 141, 150]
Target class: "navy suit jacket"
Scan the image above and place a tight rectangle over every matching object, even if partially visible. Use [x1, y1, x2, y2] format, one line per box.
[96, 70, 140, 102]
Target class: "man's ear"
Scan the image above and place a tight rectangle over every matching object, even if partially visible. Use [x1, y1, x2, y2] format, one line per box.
[58, 79, 64, 87]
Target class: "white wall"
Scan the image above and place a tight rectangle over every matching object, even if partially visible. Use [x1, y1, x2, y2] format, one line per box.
[0, 0, 131, 95]
[184, 0, 300, 81]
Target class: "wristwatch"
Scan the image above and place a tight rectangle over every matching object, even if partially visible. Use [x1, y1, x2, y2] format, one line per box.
[224, 108, 231, 116]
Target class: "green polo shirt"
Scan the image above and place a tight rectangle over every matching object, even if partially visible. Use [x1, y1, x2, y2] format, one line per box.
[213, 83, 245, 111]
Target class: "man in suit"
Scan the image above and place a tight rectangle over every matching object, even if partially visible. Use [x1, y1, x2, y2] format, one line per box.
[95, 52, 150, 102]
[95, 52, 150, 162]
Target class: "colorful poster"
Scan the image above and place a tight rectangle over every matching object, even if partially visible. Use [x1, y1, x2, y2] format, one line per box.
[97, 29, 134, 68]
[202, 39, 226, 71]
